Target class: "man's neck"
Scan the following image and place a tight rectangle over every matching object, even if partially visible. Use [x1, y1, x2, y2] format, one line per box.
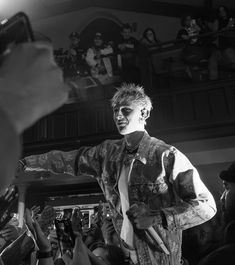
[124, 131, 145, 151]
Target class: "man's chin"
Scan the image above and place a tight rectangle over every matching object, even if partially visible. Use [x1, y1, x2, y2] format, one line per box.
[117, 127, 128, 135]
[118, 130, 127, 135]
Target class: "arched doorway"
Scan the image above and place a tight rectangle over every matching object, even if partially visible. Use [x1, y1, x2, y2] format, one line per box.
[80, 17, 122, 48]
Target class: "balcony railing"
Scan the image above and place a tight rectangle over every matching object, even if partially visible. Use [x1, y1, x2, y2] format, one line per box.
[23, 77, 235, 155]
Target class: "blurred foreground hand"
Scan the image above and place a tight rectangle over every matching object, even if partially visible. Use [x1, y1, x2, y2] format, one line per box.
[0, 42, 69, 134]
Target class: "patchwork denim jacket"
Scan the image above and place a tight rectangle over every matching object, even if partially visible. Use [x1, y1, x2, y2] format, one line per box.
[24, 132, 216, 265]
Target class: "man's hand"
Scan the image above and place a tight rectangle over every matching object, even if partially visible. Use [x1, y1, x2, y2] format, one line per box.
[101, 219, 115, 244]
[0, 224, 20, 242]
[0, 42, 69, 134]
[71, 208, 82, 236]
[126, 203, 162, 229]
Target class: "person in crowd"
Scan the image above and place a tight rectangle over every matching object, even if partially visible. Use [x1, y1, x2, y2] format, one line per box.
[197, 162, 235, 265]
[140, 27, 161, 49]
[91, 243, 126, 265]
[177, 15, 201, 48]
[86, 204, 121, 249]
[85, 32, 113, 84]
[62, 209, 73, 221]
[177, 14, 219, 80]
[18, 83, 216, 265]
[84, 205, 105, 249]
[182, 216, 222, 265]
[117, 23, 139, 83]
[219, 162, 235, 227]
[63, 32, 88, 78]
[48, 228, 61, 262]
[139, 27, 161, 90]
[212, 5, 235, 70]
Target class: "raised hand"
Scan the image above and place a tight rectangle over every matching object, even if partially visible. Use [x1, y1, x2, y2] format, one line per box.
[0, 225, 20, 243]
[71, 208, 83, 236]
[25, 208, 51, 252]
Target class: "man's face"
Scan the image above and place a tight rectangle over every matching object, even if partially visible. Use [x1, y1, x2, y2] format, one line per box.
[146, 30, 154, 41]
[94, 37, 103, 47]
[121, 28, 131, 40]
[220, 180, 235, 224]
[92, 247, 111, 265]
[113, 101, 145, 135]
[185, 16, 192, 27]
[70, 37, 80, 47]
[219, 7, 227, 19]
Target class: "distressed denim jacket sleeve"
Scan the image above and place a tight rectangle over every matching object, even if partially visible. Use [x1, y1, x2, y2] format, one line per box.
[23, 144, 103, 179]
[162, 147, 217, 231]
[23, 149, 79, 176]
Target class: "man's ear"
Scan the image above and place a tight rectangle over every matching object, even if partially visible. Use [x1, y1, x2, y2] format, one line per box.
[141, 108, 150, 120]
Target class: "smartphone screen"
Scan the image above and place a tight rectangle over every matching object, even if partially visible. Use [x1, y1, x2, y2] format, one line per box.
[0, 12, 34, 55]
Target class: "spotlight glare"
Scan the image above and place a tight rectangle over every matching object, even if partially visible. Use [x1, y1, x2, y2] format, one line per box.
[0, 18, 8, 25]
[0, 0, 8, 10]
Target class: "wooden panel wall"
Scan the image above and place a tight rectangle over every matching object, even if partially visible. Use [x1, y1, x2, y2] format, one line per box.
[23, 80, 235, 154]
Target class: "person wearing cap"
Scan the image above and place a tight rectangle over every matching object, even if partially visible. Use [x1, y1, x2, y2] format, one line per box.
[219, 162, 235, 225]
[64, 31, 87, 78]
[67, 32, 81, 61]
[117, 23, 139, 83]
[197, 162, 235, 265]
[85, 32, 113, 84]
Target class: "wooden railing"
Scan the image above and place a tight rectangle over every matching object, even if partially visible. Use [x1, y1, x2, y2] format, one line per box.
[23, 78, 235, 155]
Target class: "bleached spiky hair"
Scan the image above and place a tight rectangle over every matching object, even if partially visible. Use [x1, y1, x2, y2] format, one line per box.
[111, 83, 153, 112]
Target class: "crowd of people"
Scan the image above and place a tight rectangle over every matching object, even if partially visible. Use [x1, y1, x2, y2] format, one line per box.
[177, 5, 235, 81]
[54, 5, 235, 88]
[0, 3, 235, 265]
[54, 23, 140, 85]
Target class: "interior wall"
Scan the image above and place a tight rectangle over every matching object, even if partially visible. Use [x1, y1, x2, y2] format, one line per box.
[197, 162, 228, 202]
[31, 7, 181, 49]
[173, 136, 235, 203]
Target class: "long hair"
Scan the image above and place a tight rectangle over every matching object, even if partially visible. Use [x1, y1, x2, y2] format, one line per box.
[142, 27, 158, 44]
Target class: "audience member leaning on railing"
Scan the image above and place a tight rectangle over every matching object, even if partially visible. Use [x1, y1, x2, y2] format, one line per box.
[177, 14, 219, 80]
[212, 5, 235, 69]
[117, 23, 140, 83]
[138, 15, 235, 82]
[138, 27, 162, 89]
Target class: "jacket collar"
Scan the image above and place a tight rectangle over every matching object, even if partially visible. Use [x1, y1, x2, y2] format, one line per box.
[109, 131, 152, 165]
[134, 131, 152, 165]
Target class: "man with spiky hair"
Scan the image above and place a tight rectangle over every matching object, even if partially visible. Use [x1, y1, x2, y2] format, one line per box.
[19, 83, 216, 265]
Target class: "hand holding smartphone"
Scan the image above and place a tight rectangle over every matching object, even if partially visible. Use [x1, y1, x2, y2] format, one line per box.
[0, 12, 34, 56]
[0, 12, 69, 134]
